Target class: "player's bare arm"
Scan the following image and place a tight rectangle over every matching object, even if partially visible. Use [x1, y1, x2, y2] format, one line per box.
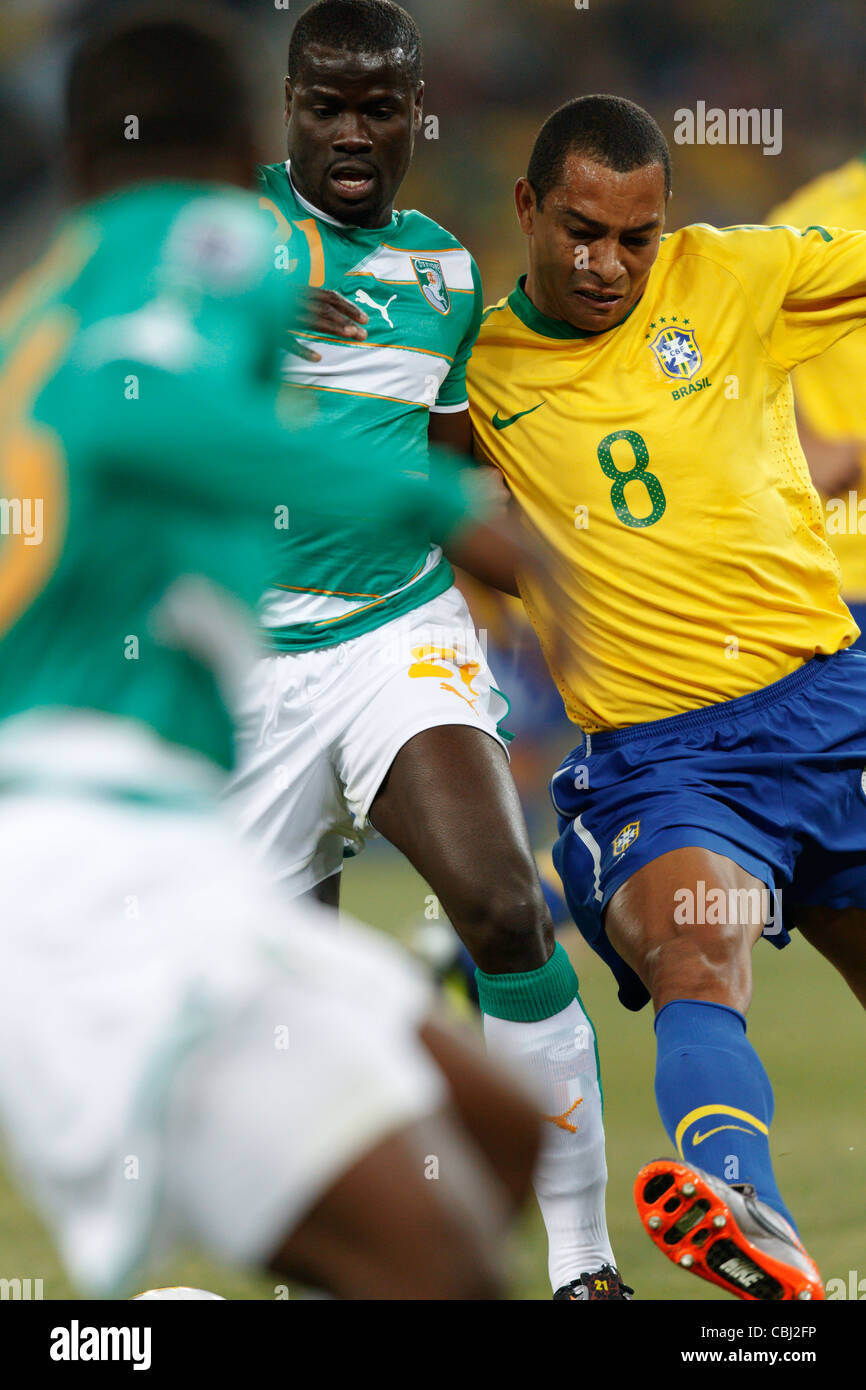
[794, 407, 864, 495]
[427, 409, 522, 594]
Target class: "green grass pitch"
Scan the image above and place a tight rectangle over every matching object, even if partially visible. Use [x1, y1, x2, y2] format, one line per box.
[0, 841, 861, 1300]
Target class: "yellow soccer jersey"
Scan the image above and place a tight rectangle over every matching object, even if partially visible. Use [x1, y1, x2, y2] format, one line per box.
[769, 158, 866, 600]
[468, 224, 866, 732]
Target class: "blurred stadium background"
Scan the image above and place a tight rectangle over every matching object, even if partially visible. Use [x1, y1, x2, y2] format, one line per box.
[0, 0, 863, 1300]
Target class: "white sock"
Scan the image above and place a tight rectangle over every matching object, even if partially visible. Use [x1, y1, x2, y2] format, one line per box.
[483, 998, 615, 1291]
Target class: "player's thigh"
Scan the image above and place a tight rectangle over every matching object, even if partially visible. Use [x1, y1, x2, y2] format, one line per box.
[790, 903, 866, 1010]
[370, 724, 552, 968]
[328, 587, 552, 965]
[604, 847, 766, 1012]
[224, 652, 349, 896]
[270, 1110, 504, 1300]
[369, 720, 529, 884]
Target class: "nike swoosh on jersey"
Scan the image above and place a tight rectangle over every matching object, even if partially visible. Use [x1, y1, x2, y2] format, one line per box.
[492, 402, 545, 429]
[692, 1124, 757, 1145]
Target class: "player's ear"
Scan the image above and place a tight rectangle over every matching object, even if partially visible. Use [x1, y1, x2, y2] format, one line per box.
[413, 80, 424, 132]
[515, 177, 536, 234]
[284, 77, 293, 126]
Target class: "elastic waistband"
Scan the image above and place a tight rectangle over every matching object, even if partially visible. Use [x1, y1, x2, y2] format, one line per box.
[586, 653, 837, 752]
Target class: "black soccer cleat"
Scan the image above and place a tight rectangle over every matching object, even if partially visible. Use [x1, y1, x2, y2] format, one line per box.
[553, 1263, 634, 1300]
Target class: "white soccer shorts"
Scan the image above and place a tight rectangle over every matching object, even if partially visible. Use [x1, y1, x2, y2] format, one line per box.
[0, 714, 447, 1296]
[226, 585, 510, 895]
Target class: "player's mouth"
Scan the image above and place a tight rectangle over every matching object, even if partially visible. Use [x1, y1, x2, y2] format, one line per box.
[573, 286, 624, 313]
[328, 164, 377, 201]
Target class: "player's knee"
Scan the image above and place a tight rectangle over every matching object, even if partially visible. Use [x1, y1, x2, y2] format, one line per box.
[454, 878, 553, 972]
[643, 921, 751, 1004]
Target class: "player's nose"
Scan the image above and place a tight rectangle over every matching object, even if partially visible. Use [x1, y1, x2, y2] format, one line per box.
[588, 238, 625, 284]
[332, 115, 374, 151]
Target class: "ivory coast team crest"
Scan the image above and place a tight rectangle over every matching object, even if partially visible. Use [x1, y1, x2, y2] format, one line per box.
[649, 325, 702, 380]
[411, 256, 450, 314]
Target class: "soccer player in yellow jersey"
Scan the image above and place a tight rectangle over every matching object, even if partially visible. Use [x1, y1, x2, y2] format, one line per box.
[468, 95, 866, 1302]
[768, 156, 866, 646]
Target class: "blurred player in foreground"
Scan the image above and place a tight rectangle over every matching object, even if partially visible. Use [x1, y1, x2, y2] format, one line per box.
[768, 156, 866, 647]
[226, 0, 627, 1301]
[468, 94, 866, 1300]
[0, 3, 542, 1300]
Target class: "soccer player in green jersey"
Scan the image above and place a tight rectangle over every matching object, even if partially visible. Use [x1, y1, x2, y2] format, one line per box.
[0, 2, 543, 1300]
[224, 0, 628, 1301]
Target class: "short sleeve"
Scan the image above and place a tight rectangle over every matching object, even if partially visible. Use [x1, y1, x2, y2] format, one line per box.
[431, 255, 483, 413]
[716, 224, 866, 372]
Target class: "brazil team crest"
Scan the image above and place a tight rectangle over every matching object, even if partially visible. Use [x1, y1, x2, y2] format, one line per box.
[649, 326, 702, 381]
[412, 257, 450, 314]
[612, 821, 640, 857]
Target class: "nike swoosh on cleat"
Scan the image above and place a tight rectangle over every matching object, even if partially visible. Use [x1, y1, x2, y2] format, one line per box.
[693, 1125, 757, 1145]
[492, 403, 545, 430]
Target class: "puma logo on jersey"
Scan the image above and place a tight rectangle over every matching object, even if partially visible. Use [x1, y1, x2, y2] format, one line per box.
[407, 646, 482, 713]
[354, 289, 397, 328]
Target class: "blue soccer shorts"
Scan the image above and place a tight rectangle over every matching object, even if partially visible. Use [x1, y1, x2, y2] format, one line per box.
[551, 649, 866, 1010]
[848, 600, 866, 652]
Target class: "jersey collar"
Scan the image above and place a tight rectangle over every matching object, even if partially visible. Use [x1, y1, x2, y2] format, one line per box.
[285, 160, 399, 235]
[508, 274, 641, 339]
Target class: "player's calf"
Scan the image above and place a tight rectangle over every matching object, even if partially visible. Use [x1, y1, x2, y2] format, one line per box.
[606, 849, 800, 1234]
[370, 724, 621, 1295]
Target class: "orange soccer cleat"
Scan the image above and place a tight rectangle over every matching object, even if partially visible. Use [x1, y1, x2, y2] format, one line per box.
[634, 1158, 825, 1301]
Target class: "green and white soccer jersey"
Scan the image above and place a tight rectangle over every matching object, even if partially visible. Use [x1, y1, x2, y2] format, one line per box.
[257, 160, 484, 649]
[0, 184, 475, 773]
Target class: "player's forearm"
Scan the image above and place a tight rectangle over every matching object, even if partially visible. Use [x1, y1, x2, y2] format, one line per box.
[795, 408, 864, 496]
[443, 475, 522, 595]
[85, 363, 485, 545]
[446, 521, 522, 596]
